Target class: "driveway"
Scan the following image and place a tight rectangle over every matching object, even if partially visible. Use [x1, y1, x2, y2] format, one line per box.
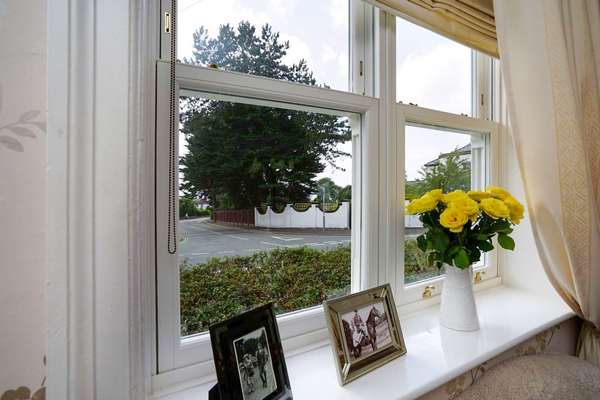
[179, 218, 351, 265]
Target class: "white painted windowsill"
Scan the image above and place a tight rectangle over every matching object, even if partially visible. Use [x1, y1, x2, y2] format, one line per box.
[155, 285, 573, 400]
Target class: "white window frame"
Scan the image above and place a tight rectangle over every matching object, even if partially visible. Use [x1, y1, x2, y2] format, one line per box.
[394, 104, 501, 308]
[380, 15, 501, 309]
[155, 61, 379, 377]
[152, 0, 501, 388]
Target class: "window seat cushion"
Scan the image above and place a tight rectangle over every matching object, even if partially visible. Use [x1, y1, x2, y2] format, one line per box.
[456, 354, 600, 400]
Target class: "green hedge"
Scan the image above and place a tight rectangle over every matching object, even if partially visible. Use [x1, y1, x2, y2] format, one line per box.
[179, 240, 438, 335]
[180, 246, 351, 335]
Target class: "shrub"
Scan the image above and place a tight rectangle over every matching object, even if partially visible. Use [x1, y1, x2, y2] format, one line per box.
[179, 245, 351, 335]
[179, 197, 199, 218]
[179, 198, 211, 219]
[404, 238, 440, 283]
[197, 208, 211, 217]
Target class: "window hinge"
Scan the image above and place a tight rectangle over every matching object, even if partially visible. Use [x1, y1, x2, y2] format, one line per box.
[164, 11, 171, 34]
[480, 93, 484, 107]
[359, 60, 363, 77]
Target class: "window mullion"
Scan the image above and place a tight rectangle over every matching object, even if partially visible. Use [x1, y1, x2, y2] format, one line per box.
[375, 11, 402, 299]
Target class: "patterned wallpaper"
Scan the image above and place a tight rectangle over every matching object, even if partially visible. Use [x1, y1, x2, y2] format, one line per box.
[0, 0, 47, 398]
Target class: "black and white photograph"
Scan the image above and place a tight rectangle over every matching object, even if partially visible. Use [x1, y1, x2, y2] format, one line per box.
[210, 304, 292, 399]
[341, 301, 392, 361]
[233, 327, 278, 400]
[324, 284, 406, 385]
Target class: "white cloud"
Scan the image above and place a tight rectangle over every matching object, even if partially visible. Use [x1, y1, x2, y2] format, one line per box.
[321, 45, 338, 65]
[266, 0, 300, 18]
[281, 34, 313, 67]
[328, 0, 347, 30]
[396, 43, 471, 115]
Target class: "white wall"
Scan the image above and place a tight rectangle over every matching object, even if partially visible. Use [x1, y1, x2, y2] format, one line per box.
[499, 94, 556, 298]
[0, 0, 47, 396]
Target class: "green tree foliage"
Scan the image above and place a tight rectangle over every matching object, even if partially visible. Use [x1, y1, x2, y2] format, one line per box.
[406, 150, 470, 200]
[314, 177, 352, 203]
[180, 22, 351, 209]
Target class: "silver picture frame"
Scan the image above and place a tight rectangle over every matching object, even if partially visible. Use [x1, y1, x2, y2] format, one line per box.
[323, 283, 407, 385]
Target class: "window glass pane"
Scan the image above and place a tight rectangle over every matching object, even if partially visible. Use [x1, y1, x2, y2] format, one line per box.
[396, 17, 472, 115]
[177, 0, 350, 92]
[178, 94, 354, 336]
[404, 124, 486, 284]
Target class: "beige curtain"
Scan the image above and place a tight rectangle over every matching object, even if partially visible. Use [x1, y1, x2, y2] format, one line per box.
[365, 0, 498, 57]
[494, 0, 600, 366]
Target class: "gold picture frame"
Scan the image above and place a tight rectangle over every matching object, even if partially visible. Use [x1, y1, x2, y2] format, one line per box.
[323, 283, 406, 385]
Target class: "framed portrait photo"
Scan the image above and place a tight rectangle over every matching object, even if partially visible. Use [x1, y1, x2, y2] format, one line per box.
[323, 283, 406, 385]
[209, 303, 293, 400]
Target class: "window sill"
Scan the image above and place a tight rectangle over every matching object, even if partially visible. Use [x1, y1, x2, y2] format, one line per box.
[152, 285, 573, 400]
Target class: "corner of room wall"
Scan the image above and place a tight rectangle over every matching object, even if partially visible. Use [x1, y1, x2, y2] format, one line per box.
[0, 0, 47, 398]
[497, 83, 557, 299]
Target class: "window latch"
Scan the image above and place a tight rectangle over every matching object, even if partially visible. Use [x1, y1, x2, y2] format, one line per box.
[474, 271, 485, 284]
[164, 12, 171, 34]
[422, 285, 435, 299]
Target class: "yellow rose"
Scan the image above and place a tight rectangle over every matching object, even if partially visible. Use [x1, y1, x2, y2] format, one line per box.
[480, 198, 510, 219]
[504, 196, 524, 224]
[428, 189, 444, 201]
[439, 207, 469, 233]
[406, 194, 438, 215]
[442, 190, 468, 204]
[486, 185, 511, 200]
[449, 196, 480, 221]
[467, 190, 491, 202]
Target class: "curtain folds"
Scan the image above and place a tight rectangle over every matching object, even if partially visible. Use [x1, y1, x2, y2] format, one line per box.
[494, 0, 600, 366]
[366, 0, 498, 57]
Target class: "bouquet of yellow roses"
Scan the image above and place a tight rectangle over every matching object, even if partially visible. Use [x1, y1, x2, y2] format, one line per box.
[405, 186, 524, 270]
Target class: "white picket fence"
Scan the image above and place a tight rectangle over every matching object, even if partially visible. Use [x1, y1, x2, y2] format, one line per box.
[255, 203, 350, 229]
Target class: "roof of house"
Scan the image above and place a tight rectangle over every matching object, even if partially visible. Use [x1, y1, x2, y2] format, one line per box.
[423, 143, 471, 167]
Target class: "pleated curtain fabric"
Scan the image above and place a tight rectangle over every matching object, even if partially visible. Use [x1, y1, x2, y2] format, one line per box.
[365, 0, 498, 58]
[494, 0, 600, 366]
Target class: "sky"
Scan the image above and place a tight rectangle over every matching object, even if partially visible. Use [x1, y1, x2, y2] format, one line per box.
[176, 0, 475, 188]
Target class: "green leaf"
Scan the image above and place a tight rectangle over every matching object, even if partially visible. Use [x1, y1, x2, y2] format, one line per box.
[469, 248, 481, 264]
[478, 240, 494, 252]
[416, 234, 427, 252]
[430, 229, 450, 253]
[498, 233, 515, 250]
[453, 248, 470, 269]
[446, 244, 461, 258]
[493, 220, 511, 232]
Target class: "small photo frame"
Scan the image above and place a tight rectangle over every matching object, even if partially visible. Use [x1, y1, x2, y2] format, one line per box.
[323, 283, 406, 385]
[209, 303, 293, 400]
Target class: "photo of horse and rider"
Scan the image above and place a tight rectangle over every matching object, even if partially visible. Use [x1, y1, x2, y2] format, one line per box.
[341, 301, 391, 361]
[233, 327, 278, 400]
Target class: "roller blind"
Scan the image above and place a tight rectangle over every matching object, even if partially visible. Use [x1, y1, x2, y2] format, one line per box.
[365, 0, 498, 58]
